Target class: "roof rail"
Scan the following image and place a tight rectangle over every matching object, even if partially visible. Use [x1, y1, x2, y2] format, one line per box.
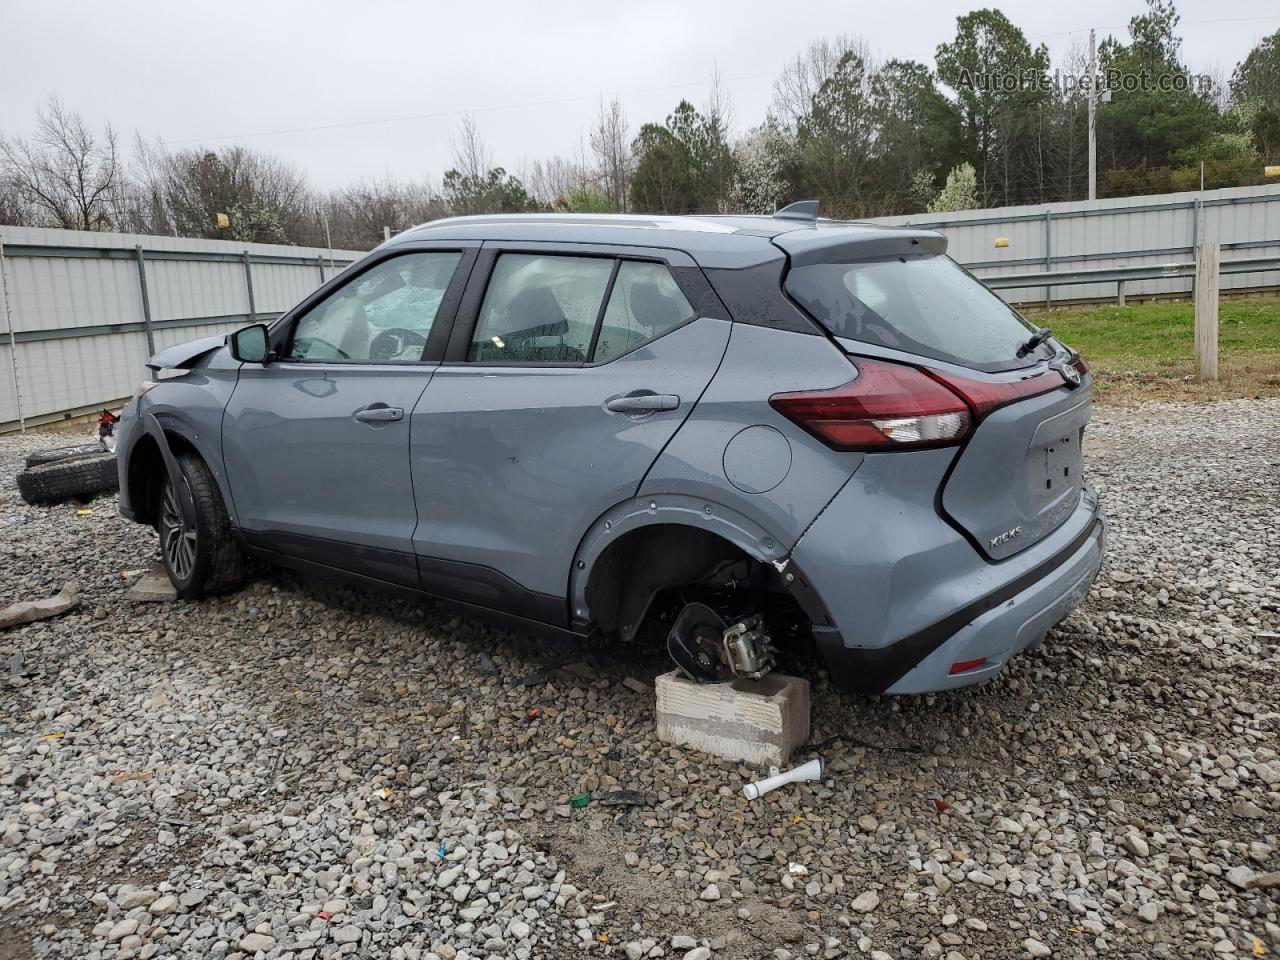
[773, 200, 819, 223]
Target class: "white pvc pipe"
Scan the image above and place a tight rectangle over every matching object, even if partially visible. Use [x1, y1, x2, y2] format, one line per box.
[742, 758, 823, 800]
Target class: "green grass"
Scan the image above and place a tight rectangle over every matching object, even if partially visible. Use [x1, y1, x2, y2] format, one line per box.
[1038, 298, 1280, 373]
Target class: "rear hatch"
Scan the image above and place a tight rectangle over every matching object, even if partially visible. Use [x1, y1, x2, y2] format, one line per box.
[783, 250, 1090, 561]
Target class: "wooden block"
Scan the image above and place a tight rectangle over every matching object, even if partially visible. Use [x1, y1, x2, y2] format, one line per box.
[655, 670, 810, 768]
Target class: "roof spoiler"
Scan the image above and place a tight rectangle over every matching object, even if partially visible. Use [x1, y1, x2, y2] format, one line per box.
[773, 200, 819, 223]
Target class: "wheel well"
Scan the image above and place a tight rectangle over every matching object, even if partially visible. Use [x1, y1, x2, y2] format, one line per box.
[584, 524, 804, 645]
[126, 431, 198, 527]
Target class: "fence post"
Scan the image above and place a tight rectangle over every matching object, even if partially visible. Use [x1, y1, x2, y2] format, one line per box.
[1194, 242, 1219, 381]
[317, 255, 326, 284]
[1190, 198, 1201, 298]
[242, 251, 257, 324]
[1043, 209, 1052, 309]
[0, 230, 25, 432]
[134, 245, 156, 356]
[1117, 279, 1125, 307]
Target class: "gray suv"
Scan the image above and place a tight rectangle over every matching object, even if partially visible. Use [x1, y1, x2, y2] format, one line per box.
[115, 206, 1105, 696]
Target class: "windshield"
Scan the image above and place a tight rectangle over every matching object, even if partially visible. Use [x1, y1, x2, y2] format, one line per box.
[785, 255, 1042, 372]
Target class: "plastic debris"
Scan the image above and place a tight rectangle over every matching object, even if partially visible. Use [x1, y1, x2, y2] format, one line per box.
[598, 790, 646, 807]
[741, 758, 823, 801]
[76, 508, 93, 516]
[570, 792, 592, 809]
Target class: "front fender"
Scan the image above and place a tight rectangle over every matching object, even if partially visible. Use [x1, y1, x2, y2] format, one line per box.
[567, 494, 790, 625]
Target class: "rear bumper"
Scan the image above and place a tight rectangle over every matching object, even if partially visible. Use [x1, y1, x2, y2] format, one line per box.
[789, 447, 1105, 695]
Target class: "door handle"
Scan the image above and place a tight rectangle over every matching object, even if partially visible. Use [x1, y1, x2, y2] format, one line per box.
[605, 393, 680, 414]
[354, 404, 404, 423]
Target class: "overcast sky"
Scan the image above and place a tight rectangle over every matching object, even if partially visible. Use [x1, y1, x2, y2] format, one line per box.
[2, 0, 1278, 191]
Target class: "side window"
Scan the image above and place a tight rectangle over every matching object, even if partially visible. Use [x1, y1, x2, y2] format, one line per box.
[288, 251, 461, 361]
[593, 261, 696, 363]
[469, 254, 613, 363]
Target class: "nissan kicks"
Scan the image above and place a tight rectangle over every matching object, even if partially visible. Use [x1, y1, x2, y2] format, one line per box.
[116, 205, 1105, 695]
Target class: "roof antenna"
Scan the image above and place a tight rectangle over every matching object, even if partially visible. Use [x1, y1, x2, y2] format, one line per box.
[773, 200, 819, 223]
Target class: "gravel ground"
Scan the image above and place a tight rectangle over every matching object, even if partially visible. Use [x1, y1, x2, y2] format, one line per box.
[0, 398, 1277, 960]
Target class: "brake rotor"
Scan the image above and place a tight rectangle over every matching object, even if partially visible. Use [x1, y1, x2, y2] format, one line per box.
[667, 602, 733, 683]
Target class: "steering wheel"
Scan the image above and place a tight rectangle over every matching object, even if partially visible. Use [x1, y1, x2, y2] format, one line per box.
[369, 327, 428, 361]
[291, 335, 350, 360]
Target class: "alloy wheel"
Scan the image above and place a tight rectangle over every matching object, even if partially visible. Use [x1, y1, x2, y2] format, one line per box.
[160, 482, 196, 582]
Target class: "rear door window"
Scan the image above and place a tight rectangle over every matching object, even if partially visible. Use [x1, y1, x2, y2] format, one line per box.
[785, 255, 1041, 372]
[469, 254, 613, 362]
[594, 261, 696, 363]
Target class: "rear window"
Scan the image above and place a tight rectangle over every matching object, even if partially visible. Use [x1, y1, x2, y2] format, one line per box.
[785, 255, 1040, 372]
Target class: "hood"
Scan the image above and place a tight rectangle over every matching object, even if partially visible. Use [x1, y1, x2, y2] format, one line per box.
[145, 335, 227, 372]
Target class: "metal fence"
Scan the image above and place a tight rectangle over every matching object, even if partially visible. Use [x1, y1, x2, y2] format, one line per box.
[871, 182, 1280, 305]
[0, 227, 361, 432]
[6, 181, 1280, 431]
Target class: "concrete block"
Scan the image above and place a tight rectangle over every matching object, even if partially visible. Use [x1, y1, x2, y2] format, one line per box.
[655, 670, 810, 767]
[126, 564, 177, 603]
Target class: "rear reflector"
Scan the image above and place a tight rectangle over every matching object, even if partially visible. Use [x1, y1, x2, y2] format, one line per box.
[769, 358, 971, 451]
[948, 657, 988, 675]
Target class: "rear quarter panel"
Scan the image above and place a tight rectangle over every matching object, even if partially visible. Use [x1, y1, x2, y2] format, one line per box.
[638, 323, 864, 549]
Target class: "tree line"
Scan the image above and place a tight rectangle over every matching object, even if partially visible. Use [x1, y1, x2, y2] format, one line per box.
[4, 1, 1280, 250]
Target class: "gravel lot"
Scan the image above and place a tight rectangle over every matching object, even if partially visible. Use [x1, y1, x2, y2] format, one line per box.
[1, 399, 1277, 960]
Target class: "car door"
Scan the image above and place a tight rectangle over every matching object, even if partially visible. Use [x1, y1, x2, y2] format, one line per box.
[223, 243, 476, 585]
[409, 242, 731, 622]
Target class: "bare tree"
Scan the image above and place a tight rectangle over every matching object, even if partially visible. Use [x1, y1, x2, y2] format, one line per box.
[523, 151, 594, 207]
[702, 68, 737, 211]
[320, 177, 448, 249]
[450, 114, 492, 181]
[0, 173, 35, 227]
[589, 98, 632, 212]
[772, 35, 873, 128]
[120, 143, 313, 243]
[0, 97, 121, 230]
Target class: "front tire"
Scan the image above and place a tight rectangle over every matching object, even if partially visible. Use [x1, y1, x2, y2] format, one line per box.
[158, 453, 244, 599]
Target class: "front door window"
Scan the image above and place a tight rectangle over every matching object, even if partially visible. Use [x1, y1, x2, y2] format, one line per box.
[289, 252, 462, 361]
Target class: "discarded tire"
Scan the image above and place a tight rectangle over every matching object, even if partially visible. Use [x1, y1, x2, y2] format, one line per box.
[23, 443, 104, 469]
[16, 452, 119, 505]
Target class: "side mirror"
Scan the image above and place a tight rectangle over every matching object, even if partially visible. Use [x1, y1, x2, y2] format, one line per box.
[230, 323, 270, 364]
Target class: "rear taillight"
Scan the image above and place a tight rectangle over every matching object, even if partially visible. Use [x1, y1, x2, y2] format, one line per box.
[1071, 355, 1089, 379]
[769, 358, 972, 451]
[924, 367, 1064, 420]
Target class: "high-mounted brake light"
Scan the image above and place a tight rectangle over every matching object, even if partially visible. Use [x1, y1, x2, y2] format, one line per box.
[769, 358, 972, 451]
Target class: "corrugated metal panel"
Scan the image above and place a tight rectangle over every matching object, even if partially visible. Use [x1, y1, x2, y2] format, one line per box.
[870, 182, 1280, 305]
[1, 225, 363, 428]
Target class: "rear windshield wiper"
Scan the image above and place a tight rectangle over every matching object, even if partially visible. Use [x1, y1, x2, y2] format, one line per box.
[1016, 326, 1053, 358]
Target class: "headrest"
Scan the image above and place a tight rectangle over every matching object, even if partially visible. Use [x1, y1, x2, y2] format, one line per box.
[628, 281, 685, 330]
[507, 286, 568, 337]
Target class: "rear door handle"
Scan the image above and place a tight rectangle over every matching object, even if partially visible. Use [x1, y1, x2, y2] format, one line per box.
[605, 393, 680, 414]
[354, 404, 404, 423]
